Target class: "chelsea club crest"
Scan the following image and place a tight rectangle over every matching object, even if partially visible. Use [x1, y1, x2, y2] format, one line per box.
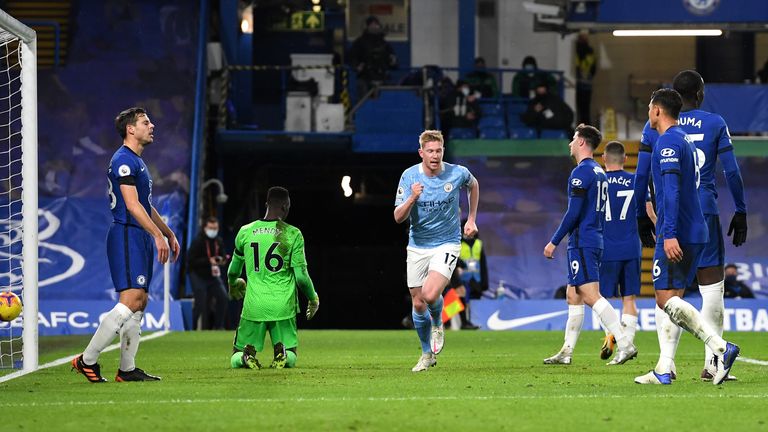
[683, 0, 719, 16]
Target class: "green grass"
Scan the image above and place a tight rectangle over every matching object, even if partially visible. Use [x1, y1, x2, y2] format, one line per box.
[1, 330, 767, 431]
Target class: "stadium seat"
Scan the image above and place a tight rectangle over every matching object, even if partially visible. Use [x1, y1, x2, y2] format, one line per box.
[505, 97, 528, 115]
[449, 127, 478, 140]
[506, 111, 526, 127]
[479, 127, 507, 139]
[508, 126, 536, 139]
[478, 115, 505, 129]
[478, 101, 503, 117]
[540, 129, 569, 139]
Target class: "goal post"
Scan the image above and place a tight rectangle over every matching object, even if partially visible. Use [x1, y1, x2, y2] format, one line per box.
[0, 9, 37, 372]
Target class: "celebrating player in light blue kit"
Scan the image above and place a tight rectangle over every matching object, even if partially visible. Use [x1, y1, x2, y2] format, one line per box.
[543, 124, 637, 366]
[633, 70, 747, 382]
[634, 89, 739, 385]
[596, 141, 640, 360]
[394, 130, 480, 372]
[72, 107, 180, 383]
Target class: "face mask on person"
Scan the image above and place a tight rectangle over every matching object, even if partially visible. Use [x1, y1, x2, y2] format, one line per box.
[524, 64, 535, 71]
[205, 229, 218, 239]
[461, 86, 470, 96]
[725, 275, 738, 284]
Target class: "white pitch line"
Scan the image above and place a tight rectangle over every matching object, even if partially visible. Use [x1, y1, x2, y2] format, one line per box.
[737, 356, 768, 366]
[1, 393, 768, 408]
[0, 330, 170, 384]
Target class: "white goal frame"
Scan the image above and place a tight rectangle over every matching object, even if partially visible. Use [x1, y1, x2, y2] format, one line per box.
[0, 8, 37, 373]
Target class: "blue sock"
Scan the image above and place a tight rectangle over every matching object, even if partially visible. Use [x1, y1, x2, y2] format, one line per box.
[412, 309, 432, 353]
[427, 296, 444, 327]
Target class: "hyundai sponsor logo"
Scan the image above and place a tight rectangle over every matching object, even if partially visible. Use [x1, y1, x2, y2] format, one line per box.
[660, 148, 676, 157]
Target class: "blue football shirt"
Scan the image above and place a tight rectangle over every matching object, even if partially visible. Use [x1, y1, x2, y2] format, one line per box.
[651, 126, 708, 244]
[604, 170, 641, 261]
[108, 145, 153, 226]
[637, 112, 746, 216]
[677, 109, 735, 215]
[394, 162, 475, 248]
[551, 158, 607, 250]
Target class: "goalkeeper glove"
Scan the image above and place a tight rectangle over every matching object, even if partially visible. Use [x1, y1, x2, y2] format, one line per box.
[229, 278, 246, 300]
[306, 296, 319, 320]
[727, 212, 748, 247]
[637, 216, 656, 248]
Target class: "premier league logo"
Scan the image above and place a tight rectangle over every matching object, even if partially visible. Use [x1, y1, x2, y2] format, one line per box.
[683, 0, 719, 16]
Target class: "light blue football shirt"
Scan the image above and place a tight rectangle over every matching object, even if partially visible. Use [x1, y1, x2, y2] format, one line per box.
[394, 162, 475, 248]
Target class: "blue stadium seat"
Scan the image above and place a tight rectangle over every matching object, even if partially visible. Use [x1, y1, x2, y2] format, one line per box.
[478, 115, 505, 129]
[478, 101, 503, 117]
[479, 127, 508, 139]
[449, 127, 478, 140]
[506, 111, 526, 127]
[508, 126, 536, 140]
[540, 129, 569, 139]
[505, 97, 529, 115]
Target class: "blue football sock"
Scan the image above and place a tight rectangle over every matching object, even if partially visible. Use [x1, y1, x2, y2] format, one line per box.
[412, 308, 432, 353]
[427, 296, 444, 327]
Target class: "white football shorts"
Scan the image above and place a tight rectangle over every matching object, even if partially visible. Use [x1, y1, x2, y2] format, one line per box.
[406, 243, 461, 288]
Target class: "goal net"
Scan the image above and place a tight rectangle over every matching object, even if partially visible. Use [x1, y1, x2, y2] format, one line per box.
[0, 9, 37, 372]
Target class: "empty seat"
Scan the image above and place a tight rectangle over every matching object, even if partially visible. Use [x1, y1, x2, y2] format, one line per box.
[449, 127, 478, 140]
[540, 129, 569, 139]
[478, 102, 503, 117]
[508, 126, 537, 140]
[479, 127, 507, 139]
[506, 111, 526, 127]
[478, 115, 505, 129]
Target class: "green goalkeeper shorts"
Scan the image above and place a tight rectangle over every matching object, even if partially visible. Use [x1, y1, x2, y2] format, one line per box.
[233, 316, 298, 352]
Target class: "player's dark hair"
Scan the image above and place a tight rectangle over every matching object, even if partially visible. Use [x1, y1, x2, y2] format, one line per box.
[115, 107, 147, 139]
[604, 140, 625, 164]
[724, 263, 737, 271]
[650, 88, 683, 120]
[266, 186, 290, 206]
[575, 123, 602, 150]
[672, 70, 703, 102]
[204, 216, 218, 225]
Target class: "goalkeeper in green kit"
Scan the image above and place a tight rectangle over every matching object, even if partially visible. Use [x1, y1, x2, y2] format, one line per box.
[227, 186, 319, 369]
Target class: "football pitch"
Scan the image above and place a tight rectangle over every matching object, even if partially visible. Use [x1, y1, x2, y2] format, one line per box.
[1, 330, 766, 431]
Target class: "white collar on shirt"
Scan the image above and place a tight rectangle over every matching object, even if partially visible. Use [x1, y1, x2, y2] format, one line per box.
[418, 162, 445, 176]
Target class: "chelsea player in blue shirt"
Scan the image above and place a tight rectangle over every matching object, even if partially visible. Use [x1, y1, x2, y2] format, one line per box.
[596, 141, 640, 361]
[633, 89, 739, 386]
[634, 70, 747, 382]
[72, 107, 180, 383]
[543, 124, 637, 366]
[394, 130, 480, 372]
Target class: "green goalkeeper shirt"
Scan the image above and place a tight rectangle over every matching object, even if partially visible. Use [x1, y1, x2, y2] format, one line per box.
[228, 219, 315, 321]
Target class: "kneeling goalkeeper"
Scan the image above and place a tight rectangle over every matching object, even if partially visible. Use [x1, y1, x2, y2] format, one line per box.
[227, 186, 320, 369]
